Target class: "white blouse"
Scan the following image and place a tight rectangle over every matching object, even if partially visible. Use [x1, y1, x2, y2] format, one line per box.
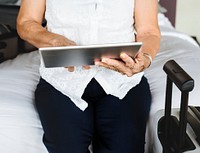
[40, 0, 144, 111]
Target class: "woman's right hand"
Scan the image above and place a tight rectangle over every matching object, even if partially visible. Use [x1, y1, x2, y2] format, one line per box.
[47, 35, 91, 72]
[48, 35, 76, 47]
[48, 35, 76, 72]
[47, 35, 77, 72]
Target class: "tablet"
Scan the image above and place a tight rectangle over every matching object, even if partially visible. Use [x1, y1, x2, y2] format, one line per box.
[39, 42, 142, 68]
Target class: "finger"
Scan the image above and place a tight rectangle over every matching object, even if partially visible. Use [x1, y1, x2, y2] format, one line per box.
[120, 53, 135, 68]
[83, 65, 91, 70]
[95, 60, 114, 69]
[64, 38, 76, 46]
[52, 36, 76, 47]
[95, 60, 120, 73]
[67, 66, 75, 72]
[96, 59, 137, 77]
[119, 54, 145, 76]
[101, 58, 133, 76]
[101, 58, 121, 69]
[118, 54, 144, 76]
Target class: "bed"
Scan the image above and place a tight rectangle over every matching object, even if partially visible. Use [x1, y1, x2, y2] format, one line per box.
[0, 1, 200, 153]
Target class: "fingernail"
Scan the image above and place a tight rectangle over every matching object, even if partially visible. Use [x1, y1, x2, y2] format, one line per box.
[120, 53, 126, 58]
[102, 58, 107, 63]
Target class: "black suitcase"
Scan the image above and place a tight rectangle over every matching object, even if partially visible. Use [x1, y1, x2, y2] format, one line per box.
[157, 60, 200, 153]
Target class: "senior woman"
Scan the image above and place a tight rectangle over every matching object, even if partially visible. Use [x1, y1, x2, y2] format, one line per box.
[17, 0, 160, 153]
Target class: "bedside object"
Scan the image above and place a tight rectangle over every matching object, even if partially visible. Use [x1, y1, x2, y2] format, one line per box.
[0, 24, 18, 61]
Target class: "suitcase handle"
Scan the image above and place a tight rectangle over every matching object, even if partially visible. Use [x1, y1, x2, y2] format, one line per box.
[158, 60, 195, 153]
[163, 60, 194, 92]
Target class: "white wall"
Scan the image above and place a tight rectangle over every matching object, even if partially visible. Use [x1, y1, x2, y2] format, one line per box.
[176, 0, 200, 43]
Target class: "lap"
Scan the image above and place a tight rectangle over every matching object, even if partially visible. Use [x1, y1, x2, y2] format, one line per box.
[35, 77, 151, 153]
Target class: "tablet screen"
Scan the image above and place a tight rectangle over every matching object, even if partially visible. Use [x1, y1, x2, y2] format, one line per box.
[39, 42, 142, 68]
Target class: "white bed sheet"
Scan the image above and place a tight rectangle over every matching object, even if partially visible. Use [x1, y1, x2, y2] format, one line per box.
[0, 13, 200, 153]
[0, 51, 47, 153]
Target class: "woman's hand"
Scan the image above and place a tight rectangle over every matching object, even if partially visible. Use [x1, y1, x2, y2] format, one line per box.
[42, 34, 91, 72]
[95, 51, 151, 77]
[48, 35, 76, 47]
[48, 36, 91, 72]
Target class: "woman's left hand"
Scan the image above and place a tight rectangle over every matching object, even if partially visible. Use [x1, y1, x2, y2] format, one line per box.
[95, 52, 151, 77]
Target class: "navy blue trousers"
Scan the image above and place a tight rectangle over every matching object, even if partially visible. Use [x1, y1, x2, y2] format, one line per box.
[35, 77, 151, 153]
